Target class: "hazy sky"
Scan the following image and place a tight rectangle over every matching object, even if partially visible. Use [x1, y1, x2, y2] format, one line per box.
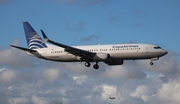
[0, 0, 180, 104]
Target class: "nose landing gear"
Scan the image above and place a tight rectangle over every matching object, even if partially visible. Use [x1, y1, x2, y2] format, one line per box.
[150, 57, 159, 65]
[150, 61, 153, 65]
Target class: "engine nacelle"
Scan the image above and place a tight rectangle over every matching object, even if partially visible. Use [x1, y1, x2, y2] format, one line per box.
[105, 60, 124, 65]
[93, 53, 110, 61]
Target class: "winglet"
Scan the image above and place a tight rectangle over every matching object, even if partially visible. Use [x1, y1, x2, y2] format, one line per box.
[41, 29, 49, 42]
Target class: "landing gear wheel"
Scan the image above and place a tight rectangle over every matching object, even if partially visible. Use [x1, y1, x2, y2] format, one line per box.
[85, 62, 91, 67]
[93, 64, 99, 69]
[150, 62, 153, 65]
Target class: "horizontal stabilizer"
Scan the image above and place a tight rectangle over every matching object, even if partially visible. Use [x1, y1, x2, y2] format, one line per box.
[10, 45, 37, 52]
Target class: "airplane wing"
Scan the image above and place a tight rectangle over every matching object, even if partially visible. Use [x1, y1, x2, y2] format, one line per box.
[41, 30, 95, 61]
[10, 45, 37, 52]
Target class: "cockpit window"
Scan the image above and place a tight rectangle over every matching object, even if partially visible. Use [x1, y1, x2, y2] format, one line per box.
[154, 46, 161, 49]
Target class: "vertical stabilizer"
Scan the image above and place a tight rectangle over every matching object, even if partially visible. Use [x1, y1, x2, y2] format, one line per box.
[23, 22, 47, 49]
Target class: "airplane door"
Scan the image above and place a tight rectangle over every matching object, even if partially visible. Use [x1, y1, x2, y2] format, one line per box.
[145, 47, 149, 53]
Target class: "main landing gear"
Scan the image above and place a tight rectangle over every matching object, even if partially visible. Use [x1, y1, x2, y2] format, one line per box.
[85, 62, 99, 69]
[85, 62, 90, 67]
[93, 63, 99, 69]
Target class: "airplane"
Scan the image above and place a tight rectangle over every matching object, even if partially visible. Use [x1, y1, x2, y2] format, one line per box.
[11, 22, 168, 69]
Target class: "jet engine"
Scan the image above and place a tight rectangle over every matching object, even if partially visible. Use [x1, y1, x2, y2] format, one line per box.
[105, 59, 124, 65]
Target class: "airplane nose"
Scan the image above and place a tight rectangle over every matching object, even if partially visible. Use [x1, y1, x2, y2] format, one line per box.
[161, 49, 168, 55]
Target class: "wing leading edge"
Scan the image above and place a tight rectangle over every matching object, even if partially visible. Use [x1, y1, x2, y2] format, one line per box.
[41, 30, 95, 61]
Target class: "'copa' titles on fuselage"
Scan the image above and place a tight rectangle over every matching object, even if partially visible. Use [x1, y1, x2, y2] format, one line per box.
[112, 45, 139, 48]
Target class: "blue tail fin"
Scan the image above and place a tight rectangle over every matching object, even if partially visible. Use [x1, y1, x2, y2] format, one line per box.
[23, 22, 47, 49]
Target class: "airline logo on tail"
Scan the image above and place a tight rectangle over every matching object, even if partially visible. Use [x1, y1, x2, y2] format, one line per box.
[27, 33, 47, 49]
[23, 22, 47, 49]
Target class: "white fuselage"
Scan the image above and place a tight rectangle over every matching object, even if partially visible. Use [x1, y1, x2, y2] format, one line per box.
[27, 43, 167, 62]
